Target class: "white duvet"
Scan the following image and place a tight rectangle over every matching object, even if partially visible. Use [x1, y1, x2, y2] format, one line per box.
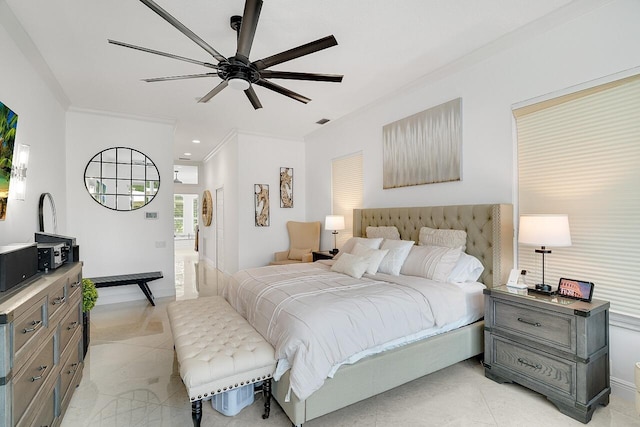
[224, 262, 483, 401]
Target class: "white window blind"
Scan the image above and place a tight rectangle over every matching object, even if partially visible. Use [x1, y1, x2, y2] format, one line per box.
[515, 74, 640, 318]
[331, 152, 363, 247]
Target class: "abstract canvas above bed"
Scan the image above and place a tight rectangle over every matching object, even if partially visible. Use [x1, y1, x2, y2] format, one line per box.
[383, 98, 462, 189]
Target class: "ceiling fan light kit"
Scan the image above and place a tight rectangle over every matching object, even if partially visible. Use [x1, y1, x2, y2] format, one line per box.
[109, 0, 343, 109]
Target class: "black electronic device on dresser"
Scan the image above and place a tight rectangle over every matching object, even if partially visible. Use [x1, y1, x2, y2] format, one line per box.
[35, 232, 80, 263]
[0, 243, 38, 292]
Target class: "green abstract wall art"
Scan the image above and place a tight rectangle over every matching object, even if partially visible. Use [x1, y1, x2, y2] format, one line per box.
[1, 101, 19, 220]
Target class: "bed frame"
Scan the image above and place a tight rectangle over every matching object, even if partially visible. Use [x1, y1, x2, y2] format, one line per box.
[272, 204, 514, 426]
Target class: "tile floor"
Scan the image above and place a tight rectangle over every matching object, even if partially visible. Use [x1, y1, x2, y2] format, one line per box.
[60, 246, 640, 427]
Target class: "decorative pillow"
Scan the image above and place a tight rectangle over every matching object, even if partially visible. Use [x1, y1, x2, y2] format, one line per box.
[330, 253, 369, 279]
[400, 245, 462, 282]
[447, 252, 485, 283]
[335, 237, 383, 260]
[351, 243, 390, 275]
[288, 247, 311, 261]
[418, 227, 467, 250]
[366, 226, 400, 240]
[377, 240, 414, 276]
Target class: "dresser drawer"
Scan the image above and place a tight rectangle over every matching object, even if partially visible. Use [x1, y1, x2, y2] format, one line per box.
[13, 334, 56, 424]
[59, 303, 82, 355]
[47, 278, 68, 322]
[60, 333, 82, 405]
[68, 274, 82, 301]
[492, 299, 575, 352]
[491, 336, 576, 398]
[29, 386, 55, 427]
[14, 296, 47, 366]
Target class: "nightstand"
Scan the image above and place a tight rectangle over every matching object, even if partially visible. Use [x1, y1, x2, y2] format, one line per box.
[312, 251, 335, 262]
[483, 286, 610, 423]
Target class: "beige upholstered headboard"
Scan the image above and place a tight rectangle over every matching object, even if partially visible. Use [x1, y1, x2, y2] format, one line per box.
[353, 204, 513, 288]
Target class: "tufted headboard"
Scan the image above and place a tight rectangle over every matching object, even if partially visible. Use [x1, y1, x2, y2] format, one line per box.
[353, 204, 513, 288]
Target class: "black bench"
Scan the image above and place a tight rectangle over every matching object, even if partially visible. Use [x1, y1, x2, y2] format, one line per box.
[88, 271, 163, 306]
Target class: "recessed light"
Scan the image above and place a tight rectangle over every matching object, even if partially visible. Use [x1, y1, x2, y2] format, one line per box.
[192, 139, 200, 144]
[184, 152, 191, 156]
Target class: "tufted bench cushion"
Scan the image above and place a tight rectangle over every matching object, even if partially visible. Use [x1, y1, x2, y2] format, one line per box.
[167, 296, 276, 425]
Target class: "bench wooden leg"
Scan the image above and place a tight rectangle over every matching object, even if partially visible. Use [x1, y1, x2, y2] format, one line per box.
[191, 400, 202, 427]
[137, 281, 155, 306]
[262, 378, 272, 419]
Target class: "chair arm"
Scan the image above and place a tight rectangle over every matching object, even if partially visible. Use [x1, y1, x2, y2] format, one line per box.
[274, 251, 289, 261]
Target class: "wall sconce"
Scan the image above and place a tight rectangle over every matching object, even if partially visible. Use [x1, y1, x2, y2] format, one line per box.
[10, 143, 30, 200]
[325, 215, 345, 255]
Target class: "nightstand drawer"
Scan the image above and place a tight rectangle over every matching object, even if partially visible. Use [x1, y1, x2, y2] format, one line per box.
[491, 336, 576, 398]
[492, 299, 575, 352]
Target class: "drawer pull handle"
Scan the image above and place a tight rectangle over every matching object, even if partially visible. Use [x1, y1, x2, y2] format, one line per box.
[71, 281, 81, 288]
[23, 320, 42, 333]
[517, 358, 542, 370]
[517, 317, 541, 327]
[67, 321, 79, 330]
[68, 363, 79, 375]
[31, 367, 47, 382]
[52, 296, 66, 305]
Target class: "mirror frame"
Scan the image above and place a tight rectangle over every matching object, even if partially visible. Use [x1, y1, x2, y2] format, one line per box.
[84, 147, 160, 211]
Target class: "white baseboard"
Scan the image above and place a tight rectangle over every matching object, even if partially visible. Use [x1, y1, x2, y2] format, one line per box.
[611, 376, 637, 402]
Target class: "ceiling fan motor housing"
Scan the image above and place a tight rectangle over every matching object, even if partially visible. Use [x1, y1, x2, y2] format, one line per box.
[217, 57, 260, 85]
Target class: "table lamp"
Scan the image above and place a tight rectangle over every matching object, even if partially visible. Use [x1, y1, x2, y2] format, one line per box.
[325, 215, 345, 255]
[518, 214, 572, 289]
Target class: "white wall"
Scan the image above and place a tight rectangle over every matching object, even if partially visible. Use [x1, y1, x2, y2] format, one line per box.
[0, 17, 68, 244]
[65, 110, 176, 305]
[237, 133, 306, 270]
[200, 131, 306, 273]
[304, 0, 640, 400]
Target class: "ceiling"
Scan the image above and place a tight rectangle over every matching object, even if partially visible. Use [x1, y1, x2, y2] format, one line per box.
[6, 0, 577, 161]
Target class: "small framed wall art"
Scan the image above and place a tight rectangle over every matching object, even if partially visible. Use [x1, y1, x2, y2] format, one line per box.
[254, 184, 270, 227]
[280, 167, 293, 208]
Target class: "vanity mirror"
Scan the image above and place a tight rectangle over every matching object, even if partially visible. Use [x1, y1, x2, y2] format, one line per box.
[84, 147, 160, 211]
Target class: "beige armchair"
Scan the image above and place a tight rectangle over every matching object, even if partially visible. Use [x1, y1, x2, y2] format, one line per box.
[270, 221, 321, 265]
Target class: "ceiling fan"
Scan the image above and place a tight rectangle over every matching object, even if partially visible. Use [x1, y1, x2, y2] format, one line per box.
[108, 0, 343, 109]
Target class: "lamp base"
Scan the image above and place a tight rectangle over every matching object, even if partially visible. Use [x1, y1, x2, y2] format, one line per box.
[528, 283, 554, 296]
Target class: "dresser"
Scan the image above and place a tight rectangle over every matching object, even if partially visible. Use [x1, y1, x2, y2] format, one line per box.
[0, 262, 84, 427]
[483, 286, 610, 423]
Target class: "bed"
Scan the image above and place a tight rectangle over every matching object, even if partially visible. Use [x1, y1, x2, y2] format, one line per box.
[225, 204, 513, 426]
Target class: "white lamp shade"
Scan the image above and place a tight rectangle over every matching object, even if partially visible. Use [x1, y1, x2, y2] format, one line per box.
[325, 215, 345, 231]
[518, 214, 572, 247]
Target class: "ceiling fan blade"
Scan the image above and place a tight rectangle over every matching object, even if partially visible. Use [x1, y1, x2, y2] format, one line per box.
[244, 86, 263, 109]
[259, 70, 343, 82]
[236, 0, 263, 61]
[139, 0, 226, 62]
[255, 79, 310, 104]
[142, 73, 218, 82]
[253, 35, 338, 71]
[198, 80, 229, 103]
[108, 40, 218, 69]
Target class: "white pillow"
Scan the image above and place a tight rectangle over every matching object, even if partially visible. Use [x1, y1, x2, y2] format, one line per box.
[418, 227, 467, 250]
[351, 243, 390, 275]
[335, 237, 383, 259]
[447, 252, 485, 283]
[330, 253, 369, 279]
[400, 245, 462, 282]
[377, 240, 414, 276]
[366, 226, 400, 240]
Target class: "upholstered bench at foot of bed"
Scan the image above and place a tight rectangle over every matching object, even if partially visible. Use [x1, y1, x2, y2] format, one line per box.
[167, 296, 277, 427]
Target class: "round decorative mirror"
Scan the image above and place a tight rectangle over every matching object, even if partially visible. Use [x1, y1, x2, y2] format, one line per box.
[84, 147, 160, 211]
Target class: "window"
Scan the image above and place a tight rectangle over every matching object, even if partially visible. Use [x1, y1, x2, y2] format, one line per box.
[331, 152, 363, 247]
[174, 195, 184, 235]
[515, 74, 640, 318]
